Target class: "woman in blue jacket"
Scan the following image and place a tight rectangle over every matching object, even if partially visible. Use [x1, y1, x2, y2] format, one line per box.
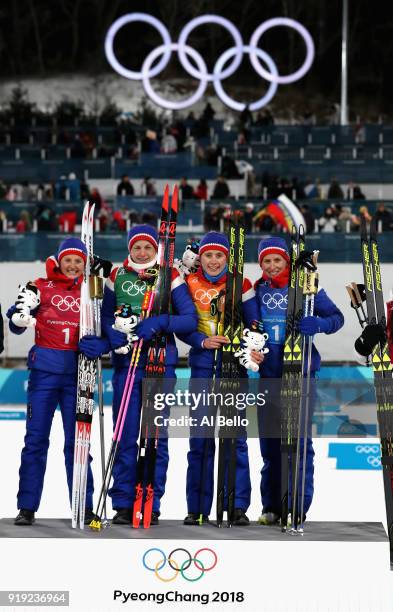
[255, 237, 344, 525]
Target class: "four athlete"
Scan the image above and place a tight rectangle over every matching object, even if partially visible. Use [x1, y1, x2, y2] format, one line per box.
[7, 225, 344, 527]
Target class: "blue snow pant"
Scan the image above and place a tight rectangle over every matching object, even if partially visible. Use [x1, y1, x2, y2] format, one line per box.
[257, 378, 315, 516]
[17, 369, 94, 512]
[186, 367, 251, 515]
[109, 365, 174, 514]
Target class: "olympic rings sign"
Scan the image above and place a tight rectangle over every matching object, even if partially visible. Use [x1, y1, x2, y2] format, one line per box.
[142, 547, 217, 582]
[105, 13, 315, 111]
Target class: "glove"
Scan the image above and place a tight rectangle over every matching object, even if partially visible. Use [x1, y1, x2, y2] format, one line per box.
[134, 314, 169, 342]
[78, 335, 110, 359]
[91, 255, 112, 279]
[298, 315, 329, 336]
[297, 250, 317, 271]
[354, 323, 386, 357]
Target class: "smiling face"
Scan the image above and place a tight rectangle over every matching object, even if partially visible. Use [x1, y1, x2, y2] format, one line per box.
[200, 250, 227, 276]
[260, 253, 288, 278]
[59, 255, 85, 278]
[130, 239, 157, 264]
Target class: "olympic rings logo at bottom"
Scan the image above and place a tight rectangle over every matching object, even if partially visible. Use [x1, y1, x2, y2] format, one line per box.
[142, 547, 218, 582]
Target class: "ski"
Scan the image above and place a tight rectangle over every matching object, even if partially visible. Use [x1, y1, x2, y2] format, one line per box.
[216, 214, 245, 527]
[72, 202, 96, 529]
[360, 216, 393, 567]
[132, 184, 179, 529]
[280, 226, 305, 531]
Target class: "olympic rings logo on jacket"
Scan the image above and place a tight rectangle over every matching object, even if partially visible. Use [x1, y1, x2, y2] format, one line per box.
[194, 288, 220, 306]
[105, 13, 315, 111]
[262, 292, 288, 310]
[50, 295, 80, 312]
[121, 280, 147, 297]
[143, 547, 217, 582]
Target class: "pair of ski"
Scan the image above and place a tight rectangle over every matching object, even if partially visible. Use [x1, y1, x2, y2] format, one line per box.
[90, 185, 178, 530]
[280, 227, 319, 533]
[72, 202, 107, 529]
[215, 215, 245, 527]
[348, 217, 393, 568]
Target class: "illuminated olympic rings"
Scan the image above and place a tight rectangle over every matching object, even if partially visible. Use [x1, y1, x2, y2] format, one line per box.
[105, 13, 315, 111]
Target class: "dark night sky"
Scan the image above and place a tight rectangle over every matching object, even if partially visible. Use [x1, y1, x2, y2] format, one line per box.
[0, 1, 391, 117]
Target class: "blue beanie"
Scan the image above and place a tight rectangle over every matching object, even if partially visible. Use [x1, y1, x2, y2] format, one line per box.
[199, 232, 229, 256]
[258, 237, 289, 266]
[57, 238, 87, 263]
[127, 224, 158, 252]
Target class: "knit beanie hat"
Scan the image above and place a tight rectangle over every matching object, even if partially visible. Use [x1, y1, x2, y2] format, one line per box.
[127, 224, 158, 252]
[199, 231, 229, 257]
[258, 237, 290, 266]
[57, 238, 87, 263]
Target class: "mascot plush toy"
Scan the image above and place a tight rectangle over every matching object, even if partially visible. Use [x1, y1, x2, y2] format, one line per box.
[174, 241, 200, 277]
[234, 321, 269, 372]
[112, 303, 139, 355]
[11, 282, 41, 328]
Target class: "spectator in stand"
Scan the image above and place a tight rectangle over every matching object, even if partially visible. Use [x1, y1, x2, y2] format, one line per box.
[292, 177, 306, 200]
[336, 206, 358, 233]
[303, 177, 321, 199]
[180, 177, 195, 201]
[318, 207, 338, 233]
[35, 204, 56, 231]
[161, 130, 178, 153]
[5, 185, 18, 201]
[66, 173, 81, 201]
[359, 205, 372, 226]
[142, 130, 160, 153]
[80, 180, 90, 200]
[244, 203, 254, 233]
[353, 185, 366, 200]
[204, 205, 220, 231]
[141, 177, 157, 196]
[222, 155, 241, 179]
[89, 187, 104, 211]
[21, 181, 34, 202]
[327, 178, 344, 199]
[300, 204, 315, 234]
[194, 179, 208, 200]
[117, 175, 134, 196]
[55, 176, 67, 200]
[212, 176, 230, 200]
[58, 209, 77, 233]
[16, 210, 31, 233]
[374, 203, 392, 231]
[201, 102, 215, 122]
[98, 206, 111, 232]
[71, 134, 86, 158]
[112, 209, 127, 232]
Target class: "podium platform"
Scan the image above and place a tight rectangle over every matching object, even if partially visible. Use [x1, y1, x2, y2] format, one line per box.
[0, 518, 387, 541]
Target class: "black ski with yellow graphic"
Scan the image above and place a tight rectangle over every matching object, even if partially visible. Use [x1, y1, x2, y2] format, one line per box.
[216, 215, 245, 527]
[360, 215, 393, 568]
[280, 226, 305, 530]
